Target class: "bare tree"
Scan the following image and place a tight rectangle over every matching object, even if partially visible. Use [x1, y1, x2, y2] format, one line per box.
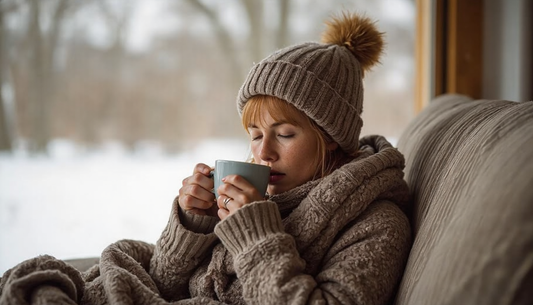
[240, 0, 263, 62]
[89, 0, 134, 147]
[185, 0, 245, 88]
[275, 0, 290, 50]
[19, 0, 71, 152]
[184, 0, 291, 85]
[1, 0, 415, 153]
[0, 1, 20, 152]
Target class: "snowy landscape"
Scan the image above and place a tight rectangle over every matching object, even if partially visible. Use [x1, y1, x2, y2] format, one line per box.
[0, 138, 249, 275]
[0, 0, 411, 276]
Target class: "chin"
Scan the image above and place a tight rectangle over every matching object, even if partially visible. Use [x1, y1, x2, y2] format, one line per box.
[267, 186, 288, 196]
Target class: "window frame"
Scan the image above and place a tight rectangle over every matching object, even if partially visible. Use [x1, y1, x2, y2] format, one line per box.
[415, 0, 484, 111]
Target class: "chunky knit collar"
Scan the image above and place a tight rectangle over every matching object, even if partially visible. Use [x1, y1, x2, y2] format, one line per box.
[269, 178, 321, 218]
[270, 135, 407, 219]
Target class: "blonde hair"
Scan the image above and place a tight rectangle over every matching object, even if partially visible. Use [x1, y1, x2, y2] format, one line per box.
[241, 95, 348, 179]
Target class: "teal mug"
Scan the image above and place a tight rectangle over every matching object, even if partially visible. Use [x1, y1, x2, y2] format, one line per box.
[210, 160, 271, 198]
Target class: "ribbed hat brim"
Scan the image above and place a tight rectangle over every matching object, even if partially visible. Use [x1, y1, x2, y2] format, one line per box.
[237, 60, 362, 154]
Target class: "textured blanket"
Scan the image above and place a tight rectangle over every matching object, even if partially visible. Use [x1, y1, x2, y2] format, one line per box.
[0, 135, 411, 305]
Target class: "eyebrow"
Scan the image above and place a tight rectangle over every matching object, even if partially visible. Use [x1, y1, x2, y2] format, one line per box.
[247, 121, 290, 129]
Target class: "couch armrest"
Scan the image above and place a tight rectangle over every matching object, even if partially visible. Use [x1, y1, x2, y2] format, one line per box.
[64, 257, 99, 272]
[395, 94, 533, 305]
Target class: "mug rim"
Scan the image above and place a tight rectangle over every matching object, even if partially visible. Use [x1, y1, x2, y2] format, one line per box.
[215, 159, 270, 169]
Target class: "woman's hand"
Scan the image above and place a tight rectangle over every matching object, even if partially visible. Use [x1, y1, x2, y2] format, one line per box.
[178, 163, 218, 217]
[216, 175, 266, 220]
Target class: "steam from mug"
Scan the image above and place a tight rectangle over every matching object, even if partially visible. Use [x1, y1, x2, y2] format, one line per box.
[210, 160, 271, 198]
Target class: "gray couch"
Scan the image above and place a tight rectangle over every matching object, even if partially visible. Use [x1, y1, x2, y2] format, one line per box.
[394, 94, 533, 304]
[67, 94, 533, 304]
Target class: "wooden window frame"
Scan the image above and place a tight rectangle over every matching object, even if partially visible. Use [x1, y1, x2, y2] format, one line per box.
[415, 0, 483, 111]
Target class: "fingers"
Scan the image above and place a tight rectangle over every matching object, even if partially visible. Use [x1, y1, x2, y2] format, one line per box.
[217, 175, 265, 203]
[215, 174, 266, 220]
[193, 163, 213, 177]
[178, 163, 216, 215]
[216, 195, 239, 211]
[216, 195, 235, 221]
[181, 171, 213, 191]
[218, 205, 230, 220]
[179, 167, 267, 220]
[179, 183, 214, 209]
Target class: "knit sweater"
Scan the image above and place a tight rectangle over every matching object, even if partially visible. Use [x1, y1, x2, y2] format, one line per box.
[0, 135, 411, 305]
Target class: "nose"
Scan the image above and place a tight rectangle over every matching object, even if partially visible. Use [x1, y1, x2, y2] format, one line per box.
[258, 136, 277, 163]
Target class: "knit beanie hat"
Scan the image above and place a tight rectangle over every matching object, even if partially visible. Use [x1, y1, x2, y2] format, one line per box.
[237, 12, 384, 154]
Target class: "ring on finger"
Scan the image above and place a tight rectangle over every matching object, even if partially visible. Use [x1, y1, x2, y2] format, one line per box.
[223, 197, 232, 209]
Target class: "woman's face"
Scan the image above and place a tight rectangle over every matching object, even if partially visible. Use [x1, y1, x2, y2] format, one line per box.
[248, 106, 320, 195]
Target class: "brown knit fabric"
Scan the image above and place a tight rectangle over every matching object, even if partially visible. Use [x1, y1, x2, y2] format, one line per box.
[0, 135, 411, 305]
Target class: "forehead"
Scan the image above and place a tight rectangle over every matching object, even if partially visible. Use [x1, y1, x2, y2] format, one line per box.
[243, 96, 309, 128]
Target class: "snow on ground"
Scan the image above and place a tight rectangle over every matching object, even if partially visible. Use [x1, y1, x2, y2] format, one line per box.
[0, 138, 249, 275]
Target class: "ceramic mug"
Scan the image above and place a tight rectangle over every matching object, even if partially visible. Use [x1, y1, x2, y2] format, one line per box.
[210, 160, 271, 198]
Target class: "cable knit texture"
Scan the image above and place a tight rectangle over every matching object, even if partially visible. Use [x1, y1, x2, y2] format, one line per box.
[0, 135, 411, 305]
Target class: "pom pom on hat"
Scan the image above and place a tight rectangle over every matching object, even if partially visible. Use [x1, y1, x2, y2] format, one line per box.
[321, 12, 385, 74]
[237, 11, 385, 154]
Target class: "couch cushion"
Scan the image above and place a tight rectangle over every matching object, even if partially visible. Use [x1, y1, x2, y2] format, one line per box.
[395, 94, 533, 305]
[65, 257, 100, 272]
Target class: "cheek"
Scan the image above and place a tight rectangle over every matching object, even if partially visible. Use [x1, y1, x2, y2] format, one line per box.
[287, 142, 316, 166]
[297, 139, 321, 170]
[250, 142, 261, 160]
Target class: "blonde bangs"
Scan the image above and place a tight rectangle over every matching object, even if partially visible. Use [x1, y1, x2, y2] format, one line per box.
[241, 95, 306, 132]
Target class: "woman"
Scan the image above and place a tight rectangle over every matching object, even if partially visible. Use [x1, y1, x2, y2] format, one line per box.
[0, 12, 411, 305]
[161, 10, 411, 305]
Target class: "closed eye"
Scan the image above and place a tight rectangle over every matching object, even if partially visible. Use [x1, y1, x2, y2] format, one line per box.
[278, 134, 294, 138]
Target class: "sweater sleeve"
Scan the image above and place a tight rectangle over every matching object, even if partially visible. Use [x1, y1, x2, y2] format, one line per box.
[214, 200, 411, 305]
[149, 197, 220, 301]
[0, 255, 84, 305]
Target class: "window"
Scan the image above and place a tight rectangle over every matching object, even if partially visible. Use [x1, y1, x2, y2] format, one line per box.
[0, 0, 416, 273]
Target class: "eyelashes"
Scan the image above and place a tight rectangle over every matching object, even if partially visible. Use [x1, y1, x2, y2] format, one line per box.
[278, 134, 294, 139]
[251, 134, 295, 141]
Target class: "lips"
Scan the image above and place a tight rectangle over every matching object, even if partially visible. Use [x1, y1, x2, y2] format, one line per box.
[269, 170, 285, 183]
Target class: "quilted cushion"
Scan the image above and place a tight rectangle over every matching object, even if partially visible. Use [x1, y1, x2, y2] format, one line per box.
[395, 94, 533, 305]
